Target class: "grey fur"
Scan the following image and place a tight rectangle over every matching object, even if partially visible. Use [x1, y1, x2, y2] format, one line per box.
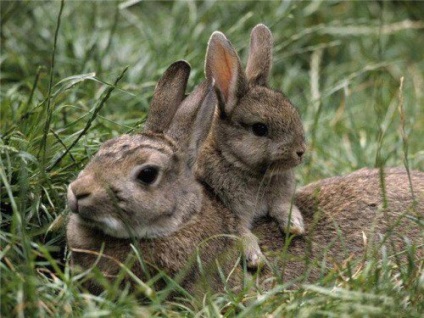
[196, 24, 306, 269]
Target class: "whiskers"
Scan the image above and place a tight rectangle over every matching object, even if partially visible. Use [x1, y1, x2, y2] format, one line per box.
[106, 186, 139, 239]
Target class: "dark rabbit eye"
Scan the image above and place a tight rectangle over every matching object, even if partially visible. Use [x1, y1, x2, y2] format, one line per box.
[137, 166, 159, 185]
[252, 123, 268, 137]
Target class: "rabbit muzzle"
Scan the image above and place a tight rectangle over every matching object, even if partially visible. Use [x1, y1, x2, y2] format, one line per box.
[270, 145, 305, 169]
[67, 175, 114, 225]
[295, 142, 307, 162]
[67, 174, 97, 214]
[67, 185, 79, 214]
[67, 180, 133, 238]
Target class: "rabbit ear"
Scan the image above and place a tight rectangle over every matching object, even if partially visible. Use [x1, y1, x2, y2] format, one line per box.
[167, 80, 211, 151]
[144, 60, 191, 133]
[245, 24, 273, 86]
[205, 31, 247, 116]
[186, 84, 217, 167]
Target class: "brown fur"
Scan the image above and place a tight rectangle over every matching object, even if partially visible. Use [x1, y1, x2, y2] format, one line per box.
[66, 61, 241, 297]
[66, 38, 423, 298]
[67, 189, 239, 296]
[254, 167, 424, 286]
[68, 162, 423, 295]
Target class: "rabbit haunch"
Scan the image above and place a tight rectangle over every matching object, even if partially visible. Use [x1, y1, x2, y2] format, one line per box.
[254, 167, 424, 285]
[195, 24, 306, 269]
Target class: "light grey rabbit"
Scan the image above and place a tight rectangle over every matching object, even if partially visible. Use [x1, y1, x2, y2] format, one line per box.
[66, 61, 241, 296]
[195, 24, 306, 269]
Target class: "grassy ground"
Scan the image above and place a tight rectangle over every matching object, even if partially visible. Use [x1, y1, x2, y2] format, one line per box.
[1, 1, 423, 317]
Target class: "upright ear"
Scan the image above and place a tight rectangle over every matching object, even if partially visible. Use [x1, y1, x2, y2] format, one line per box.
[167, 80, 210, 152]
[205, 31, 247, 116]
[144, 60, 191, 133]
[245, 24, 273, 86]
[186, 84, 217, 168]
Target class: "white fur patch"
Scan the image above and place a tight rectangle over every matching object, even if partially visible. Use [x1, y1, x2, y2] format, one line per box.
[100, 217, 129, 238]
[97, 216, 181, 239]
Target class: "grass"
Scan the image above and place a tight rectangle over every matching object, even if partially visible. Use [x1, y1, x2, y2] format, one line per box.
[1, 0, 423, 317]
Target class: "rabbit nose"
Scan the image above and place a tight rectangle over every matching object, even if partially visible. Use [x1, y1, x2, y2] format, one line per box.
[67, 183, 92, 214]
[296, 142, 306, 159]
[67, 185, 79, 213]
[76, 191, 91, 201]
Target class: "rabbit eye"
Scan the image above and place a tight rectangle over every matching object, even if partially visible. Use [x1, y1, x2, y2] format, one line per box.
[137, 166, 159, 185]
[252, 123, 268, 137]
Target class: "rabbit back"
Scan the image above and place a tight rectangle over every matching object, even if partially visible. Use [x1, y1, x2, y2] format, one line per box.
[253, 167, 424, 285]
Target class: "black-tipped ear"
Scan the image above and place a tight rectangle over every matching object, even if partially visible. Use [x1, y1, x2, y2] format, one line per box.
[245, 24, 273, 86]
[144, 60, 191, 133]
[205, 31, 247, 116]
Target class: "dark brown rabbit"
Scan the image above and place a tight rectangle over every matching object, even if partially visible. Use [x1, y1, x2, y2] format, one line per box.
[254, 167, 424, 286]
[66, 61, 241, 296]
[195, 24, 306, 269]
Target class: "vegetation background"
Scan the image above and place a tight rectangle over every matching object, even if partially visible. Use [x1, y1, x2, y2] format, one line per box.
[1, 0, 423, 316]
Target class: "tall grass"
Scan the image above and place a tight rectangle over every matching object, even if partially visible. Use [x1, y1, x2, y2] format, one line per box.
[1, 1, 423, 316]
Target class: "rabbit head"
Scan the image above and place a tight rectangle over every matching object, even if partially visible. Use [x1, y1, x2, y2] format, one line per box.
[67, 61, 211, 239]
[204, 24, 306, 175]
